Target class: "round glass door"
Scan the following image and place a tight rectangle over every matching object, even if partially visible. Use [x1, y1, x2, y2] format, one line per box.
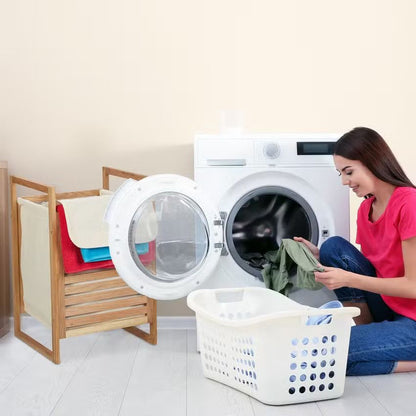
[225, 186, 318, 279]
[128, 192, 209, 282]
[106, 174, 223, 300]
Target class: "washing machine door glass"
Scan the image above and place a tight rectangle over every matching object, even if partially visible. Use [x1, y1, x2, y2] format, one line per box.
[129, 192, 208, 280]
[106, 175, 223, 300]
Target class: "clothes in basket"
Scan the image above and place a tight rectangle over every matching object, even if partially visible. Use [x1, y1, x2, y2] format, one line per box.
[306, 300, 343, 326]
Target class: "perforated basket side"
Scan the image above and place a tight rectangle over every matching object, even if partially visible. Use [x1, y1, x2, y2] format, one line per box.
[197, 315, 262, 395]
[196, 311, 354, 405]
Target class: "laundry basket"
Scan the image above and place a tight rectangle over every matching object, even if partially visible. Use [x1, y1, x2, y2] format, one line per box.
[187, 287, 359, 405]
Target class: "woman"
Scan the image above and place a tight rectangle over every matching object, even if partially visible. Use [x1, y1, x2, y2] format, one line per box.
[295, 127, 416, 376]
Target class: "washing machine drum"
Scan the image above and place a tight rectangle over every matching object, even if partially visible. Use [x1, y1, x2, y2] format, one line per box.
[105, 174, 223, 300]
[225, 186, 319, 279]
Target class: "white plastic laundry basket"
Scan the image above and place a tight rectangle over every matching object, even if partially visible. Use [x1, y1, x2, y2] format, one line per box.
[187, 287, 359, 405]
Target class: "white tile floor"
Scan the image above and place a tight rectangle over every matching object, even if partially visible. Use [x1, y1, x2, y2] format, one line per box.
[0, 318, 415, 416]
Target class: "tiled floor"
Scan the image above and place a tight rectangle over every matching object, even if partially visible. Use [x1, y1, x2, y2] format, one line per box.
[0, 318, 415, 416]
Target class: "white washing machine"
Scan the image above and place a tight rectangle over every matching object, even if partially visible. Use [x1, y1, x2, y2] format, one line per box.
[106, 134, 349, 305]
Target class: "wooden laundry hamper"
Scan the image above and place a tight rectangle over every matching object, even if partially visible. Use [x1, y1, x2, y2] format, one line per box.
[11, 167, 157, 364]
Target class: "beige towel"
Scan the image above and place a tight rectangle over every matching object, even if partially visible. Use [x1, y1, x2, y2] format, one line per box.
[60, 194, 157, 248]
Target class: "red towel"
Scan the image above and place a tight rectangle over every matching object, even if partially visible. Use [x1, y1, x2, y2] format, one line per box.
[57, 204, 156, 274]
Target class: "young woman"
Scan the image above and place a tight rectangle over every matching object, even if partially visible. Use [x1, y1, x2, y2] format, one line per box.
[295, 127, 416, 376]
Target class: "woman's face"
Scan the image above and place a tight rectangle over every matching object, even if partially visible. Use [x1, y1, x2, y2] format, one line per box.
[333, 155, 377, 197]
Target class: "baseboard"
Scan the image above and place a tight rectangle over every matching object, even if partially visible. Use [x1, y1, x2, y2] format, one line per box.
[156, 316, 196, 330]
[13, 314, 197, 331]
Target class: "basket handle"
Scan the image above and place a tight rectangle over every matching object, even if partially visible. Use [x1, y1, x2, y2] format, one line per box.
[302, 306, 360, 327]
[305, 306, 360, 318]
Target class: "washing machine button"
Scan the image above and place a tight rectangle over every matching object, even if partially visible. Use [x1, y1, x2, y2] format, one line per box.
[263, 142, 280, 159]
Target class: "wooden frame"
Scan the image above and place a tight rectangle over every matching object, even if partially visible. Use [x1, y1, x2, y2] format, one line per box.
[11, 167, 157, 364]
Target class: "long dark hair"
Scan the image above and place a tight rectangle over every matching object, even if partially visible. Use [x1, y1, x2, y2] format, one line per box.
[334, 127, 415, 188]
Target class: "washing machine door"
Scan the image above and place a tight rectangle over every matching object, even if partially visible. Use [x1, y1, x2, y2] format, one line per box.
[105, 174, 223, 300]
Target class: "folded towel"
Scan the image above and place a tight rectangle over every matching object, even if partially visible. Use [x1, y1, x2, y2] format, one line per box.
[57, 204, 156, 273]
[60, 194, 157, 248]
[57, 204, 114, 274]
[80, 243, 150, 263]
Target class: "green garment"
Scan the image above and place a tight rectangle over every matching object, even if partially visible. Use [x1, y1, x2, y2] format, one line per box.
[261, 239, 324, 296]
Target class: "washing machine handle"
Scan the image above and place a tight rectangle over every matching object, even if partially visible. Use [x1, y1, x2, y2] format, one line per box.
[218, 211, 229, 256]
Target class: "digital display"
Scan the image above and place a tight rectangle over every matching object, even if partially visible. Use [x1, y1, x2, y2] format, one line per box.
[297, 142, 335, 155]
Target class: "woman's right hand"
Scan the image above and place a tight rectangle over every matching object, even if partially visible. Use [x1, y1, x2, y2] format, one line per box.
[293, 237, 320, 260]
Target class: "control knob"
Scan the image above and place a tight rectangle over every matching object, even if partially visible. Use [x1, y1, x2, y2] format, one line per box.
[263, 142, 280, 159]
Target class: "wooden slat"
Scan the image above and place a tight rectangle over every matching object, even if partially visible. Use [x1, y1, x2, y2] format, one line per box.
[64, 278, 127, 295]
[102, 166, 146, 190]
[65, 295, 147, 317]
[10, 176, 49, 193]
[123, 299, 157, 345]
[64, 269, 118, 284]
[65, 306, 147, 328]
[65, 316, 148, 337]
[47, 184, 63, 362]
[65, 287, 139, 306]
[56, 190, 101, 199]
[23, 189, 102, 203]
[10, 179, 23, 335]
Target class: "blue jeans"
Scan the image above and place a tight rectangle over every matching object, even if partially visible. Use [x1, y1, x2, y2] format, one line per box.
[320, 236, 416, 376]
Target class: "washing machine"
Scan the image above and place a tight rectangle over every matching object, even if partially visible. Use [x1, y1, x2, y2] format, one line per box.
[105, 134, 349, 305]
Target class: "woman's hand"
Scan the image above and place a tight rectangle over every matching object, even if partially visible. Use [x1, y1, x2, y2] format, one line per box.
[314, 267, 352, 290]
[293, 237, 320, 260]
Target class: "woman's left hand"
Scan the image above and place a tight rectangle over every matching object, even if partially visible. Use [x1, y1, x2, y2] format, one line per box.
[314, 267, 351, 290]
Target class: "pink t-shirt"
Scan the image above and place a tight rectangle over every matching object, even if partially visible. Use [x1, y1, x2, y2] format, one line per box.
[356, 186, 416, 320]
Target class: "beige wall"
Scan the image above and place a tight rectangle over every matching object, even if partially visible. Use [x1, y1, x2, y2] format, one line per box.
[1, 0, 416, 315]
